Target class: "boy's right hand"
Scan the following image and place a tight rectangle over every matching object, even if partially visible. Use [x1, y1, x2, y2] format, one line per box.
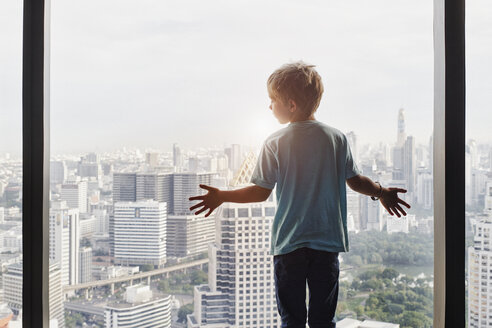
[189, 184, 224, 217]
[380, 188, 411, 218]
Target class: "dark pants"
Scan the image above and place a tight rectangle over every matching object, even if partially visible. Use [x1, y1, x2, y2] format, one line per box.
[274, 247, 339, 328]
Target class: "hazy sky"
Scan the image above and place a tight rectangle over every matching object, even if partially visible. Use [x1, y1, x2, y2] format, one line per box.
[1, 0, 491, 155]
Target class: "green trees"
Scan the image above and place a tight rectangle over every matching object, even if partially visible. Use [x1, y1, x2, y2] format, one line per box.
[338, 267, 433, 327]
[178, 303, 194, 323]
[342, 231, 433, 266]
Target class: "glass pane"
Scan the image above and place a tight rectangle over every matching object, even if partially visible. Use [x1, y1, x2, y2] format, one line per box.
[466, 1, 492, 327]
[52, 1, 433, 327]
[0, 1, 23, 326]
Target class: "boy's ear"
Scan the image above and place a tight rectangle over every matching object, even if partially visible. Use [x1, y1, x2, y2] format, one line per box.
[288, 99, 297, 112]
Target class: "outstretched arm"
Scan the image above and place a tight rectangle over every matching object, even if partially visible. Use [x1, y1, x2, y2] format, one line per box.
[346, 175, 411, 218]
[189, 184, 272, 217]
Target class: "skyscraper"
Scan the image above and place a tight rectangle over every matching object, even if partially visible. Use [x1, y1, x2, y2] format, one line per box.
[61, 180, 88, 213]
[468, 217, 492, 327]
[145, 152, 159, 167]
[113, 200, 167, 266]
[346, 131, 358, 164]
[166, 214, 215, 259]
[172, 173, 216, 215]
[397, 108, 406, 147]
[136, 172, 173, 207]
[113, 172, 137, 202]
[50, 161, 67, 185]
[79, 247, 93, 283]
[187, 196, 281, 328]
[173, 143, 183, 169]
[49, 201, 80, 286]
[403, 136, 416, 194]
[3, 262, 64, 327]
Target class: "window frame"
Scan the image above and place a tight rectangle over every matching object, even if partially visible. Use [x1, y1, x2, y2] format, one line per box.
[21, 0, 465, 326]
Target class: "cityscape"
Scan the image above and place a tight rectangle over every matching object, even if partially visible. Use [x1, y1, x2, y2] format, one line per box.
[0, 109, 490, 327]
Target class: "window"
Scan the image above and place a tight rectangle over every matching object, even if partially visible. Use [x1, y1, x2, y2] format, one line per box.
[465, 1, 491, 326]
[1, 1, 24, 326]
[19, 0, 466, 325]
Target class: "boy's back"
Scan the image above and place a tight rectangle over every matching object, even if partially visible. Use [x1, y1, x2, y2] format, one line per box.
[251, 119, 360, 256]
[189, 61, 410, 328]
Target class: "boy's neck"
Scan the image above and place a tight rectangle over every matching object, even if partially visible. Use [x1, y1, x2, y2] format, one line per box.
[290, 114, 316, 123]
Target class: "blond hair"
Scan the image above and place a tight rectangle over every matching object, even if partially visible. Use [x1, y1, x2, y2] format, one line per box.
[267, 61, 324, 117]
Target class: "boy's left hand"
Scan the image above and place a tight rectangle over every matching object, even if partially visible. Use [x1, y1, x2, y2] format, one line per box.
[189, 184, 223, 217]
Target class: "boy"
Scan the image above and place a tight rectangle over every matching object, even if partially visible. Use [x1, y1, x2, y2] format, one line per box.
[189, 62, 410, 328]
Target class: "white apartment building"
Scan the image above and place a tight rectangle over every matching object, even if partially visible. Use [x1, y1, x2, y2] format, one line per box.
[79, 215, 97, 238]
[386, 215, 410, 234]
[61, 180, 88, 213]
[49, 201, 80, 286]
[187, 195, 281, 328]
[105, 285, 172, 328]
[3, 262, 64, 327]
[113, 200, 167, 266]
[167, 214, 215, 259]
[79, 247, 93, 283]
[468, 217, 492, 327]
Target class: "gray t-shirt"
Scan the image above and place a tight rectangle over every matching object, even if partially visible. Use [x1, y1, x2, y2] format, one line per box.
[250, 120, 360, 256]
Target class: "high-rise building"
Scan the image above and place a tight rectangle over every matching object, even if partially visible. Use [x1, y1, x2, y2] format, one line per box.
[173, 143, 183, 169]
[187, 196, 281, 328]
[79, 247, 93, 283]
[136, 173, 173, 207]
[489, 149, 492, 172]
[468, 139, 478, 169]
[105, 285, 172, 328]
[346, 131, 358, 164]
[3, 262, 64, 327]
[50, 161, 67, 185]
[166, 214, 215, 259]
[361, 196, 382, 231]
[485, 181, 492, 216]
[397, 108, 406, 147]
[188, 157, 200, 172]
[78, 159, 102, 179]
[468, 218, 492, 327]
[49, 201, 80, 286]
[172, 173, 216, 215]
[113, 201, 167, 266]
[113, 172, 137, 202]
[61, 180, 88, 213]
[146, 152, 159, 167]
[403, 136, 416, 194]
[392, 146, 404, 181]
[347, 189, 361, 231]
[386, 215, 409, 234]
[416, 171, 433, 210]
[94, 208, 109, 234]
[84, 152, 99, 163]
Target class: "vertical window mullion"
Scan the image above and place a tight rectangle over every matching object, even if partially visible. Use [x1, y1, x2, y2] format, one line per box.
[22, 0, 50, 326]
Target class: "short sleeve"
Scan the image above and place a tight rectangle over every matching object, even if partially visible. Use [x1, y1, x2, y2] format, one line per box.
[345, 138, 361, 179]
[250, 142, 278, 190]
